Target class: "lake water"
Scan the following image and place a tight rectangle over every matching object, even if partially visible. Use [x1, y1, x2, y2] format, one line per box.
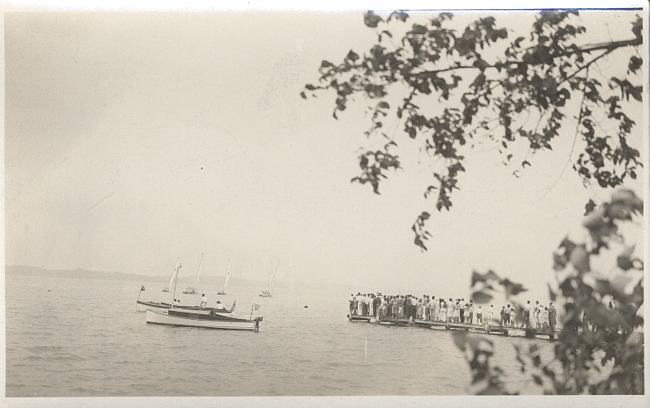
[5, 275, 554, 396]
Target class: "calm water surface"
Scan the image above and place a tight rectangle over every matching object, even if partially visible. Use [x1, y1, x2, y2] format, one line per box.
[6, 275, 553, 396]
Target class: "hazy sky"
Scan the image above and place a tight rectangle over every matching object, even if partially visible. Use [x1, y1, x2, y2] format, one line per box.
[4, 8, 644, 301]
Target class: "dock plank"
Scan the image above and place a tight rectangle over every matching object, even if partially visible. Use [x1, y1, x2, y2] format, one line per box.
[347, 314, 561, 340]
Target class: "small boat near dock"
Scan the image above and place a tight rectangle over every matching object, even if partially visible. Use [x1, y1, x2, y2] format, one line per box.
[146, 309, 262, 331]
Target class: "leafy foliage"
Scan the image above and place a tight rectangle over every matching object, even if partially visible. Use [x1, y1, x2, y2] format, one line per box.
[303, 10, 642, 250]
[456, 189, 643, 394]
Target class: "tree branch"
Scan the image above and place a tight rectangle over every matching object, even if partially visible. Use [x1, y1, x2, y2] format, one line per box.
[406, 37, 641, 79]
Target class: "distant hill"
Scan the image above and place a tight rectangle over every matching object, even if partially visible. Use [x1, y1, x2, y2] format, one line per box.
[5, 265, 265, 286]
[5, 265, 356, 293]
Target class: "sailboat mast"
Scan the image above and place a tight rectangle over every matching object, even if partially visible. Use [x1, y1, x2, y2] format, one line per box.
[168, 258, 179, 289]
[193, 253, 204, 288]
[223, 258, 231, 292]
[270, 262, 279, 296]
[171, 263, 181, 307]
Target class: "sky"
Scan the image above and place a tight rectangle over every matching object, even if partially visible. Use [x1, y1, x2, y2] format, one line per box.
[3, 6, 645, 302]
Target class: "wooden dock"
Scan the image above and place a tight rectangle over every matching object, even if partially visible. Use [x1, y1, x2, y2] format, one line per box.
[348, 314, 560, 340]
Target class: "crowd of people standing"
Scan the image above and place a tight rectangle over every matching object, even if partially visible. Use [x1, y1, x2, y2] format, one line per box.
[348, 293, 558, 331]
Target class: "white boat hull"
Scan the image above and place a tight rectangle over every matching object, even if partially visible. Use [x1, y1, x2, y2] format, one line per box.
[136, 301, 171, 312]
[146, 310, 261, 331]
[136, 300, 232, 315]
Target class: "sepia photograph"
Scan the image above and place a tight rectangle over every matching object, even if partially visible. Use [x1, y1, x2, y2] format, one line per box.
[2, 0, 648, 407]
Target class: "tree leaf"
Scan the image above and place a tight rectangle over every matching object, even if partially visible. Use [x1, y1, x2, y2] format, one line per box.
[472, 290, 493, 304]
[364, 11, 383, 28]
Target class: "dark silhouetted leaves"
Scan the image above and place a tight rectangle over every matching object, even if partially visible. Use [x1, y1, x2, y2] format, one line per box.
[388, 11, 409, 22]
[472, 290, 493, 304]
[364, 11, 383, 28]
[305, 11, 641, 248]
[584, 199, 597, 215]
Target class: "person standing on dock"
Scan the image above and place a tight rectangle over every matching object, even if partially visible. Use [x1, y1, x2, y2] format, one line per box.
[500, 306, 506, 326]
[410, 295, 418, 320]
[380, 296, 387, 319]
[533, 300, 541, 328]
[459, 299, 465, 323]
[364, 294, 369, 316]
[349, 294, 355, 315]
[524, 301, 531, 328]
[549, 303, 557, 331]
[467, 302, 474, 325]
[541, 307, 549, 328]
[476, 305, 483, 324]
[200, 294, 208, 308]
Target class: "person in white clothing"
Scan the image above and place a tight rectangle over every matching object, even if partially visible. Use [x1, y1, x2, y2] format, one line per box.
[541, 307, 549, 328]
[488, 305, 495, 324]
[533, 301, 540, 328]
[200, 294, 208, 308]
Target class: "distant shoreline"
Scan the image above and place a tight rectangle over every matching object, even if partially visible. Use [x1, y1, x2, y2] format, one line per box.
[4, 265, 264, 286]
[5, 265, 346, 290]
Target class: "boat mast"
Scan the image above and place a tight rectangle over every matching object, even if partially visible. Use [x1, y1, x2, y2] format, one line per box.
[270, 262, 279, 296]
[167, 257, 179, 290]
[193, 253, 204, 289]
[223, 258, 231, 292]
[171, 262, 182, 307]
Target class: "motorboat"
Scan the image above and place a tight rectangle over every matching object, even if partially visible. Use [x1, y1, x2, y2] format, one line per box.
[146, 308, 262, 331]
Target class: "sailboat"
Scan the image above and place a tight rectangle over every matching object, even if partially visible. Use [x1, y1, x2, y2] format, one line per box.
[162, 258, 180, 292]
[217, 259, 231, 295]
[183, 253, 203, 295]
[145, 255, 261, 331]
[137, 260, 236, 314]
[137, 262, 181, 312]
[259, 262, 278, 297]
